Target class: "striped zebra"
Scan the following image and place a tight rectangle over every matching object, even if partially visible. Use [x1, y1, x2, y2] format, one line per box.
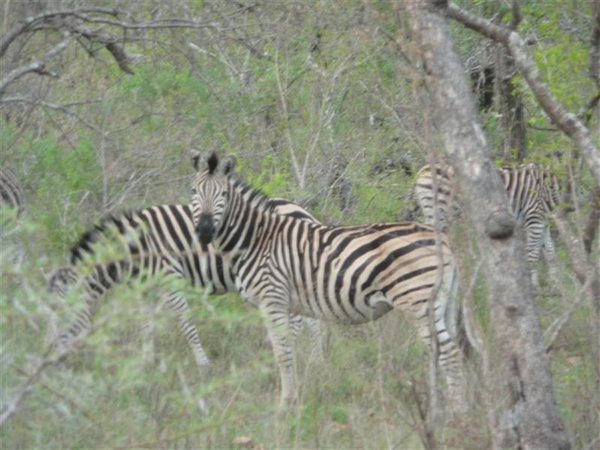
[0, 166, 26, 265]
[413, 162, 561, 286]
[48, 200, 324, 369]
[190, 152, 467, 412]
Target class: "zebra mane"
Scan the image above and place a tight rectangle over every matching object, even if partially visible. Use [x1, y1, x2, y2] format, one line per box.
[69, 214, 126, 264]
[68, 208, 152, 264]
[207, 152, 219, 174]
[231, 177, 278, 215]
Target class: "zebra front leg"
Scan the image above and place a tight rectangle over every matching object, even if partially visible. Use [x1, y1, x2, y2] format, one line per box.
[260, 301, 296, 408]
[162, 288, 211, 370]
[49, 268, 104, 354]
[140, 303, 156, 365]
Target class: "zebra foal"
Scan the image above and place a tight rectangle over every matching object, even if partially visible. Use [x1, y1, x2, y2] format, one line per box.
[48, 200, 324, 369]
[0, 166, 26, 265]
[190, 152, 467, 412]
[413, 162, 562, 286]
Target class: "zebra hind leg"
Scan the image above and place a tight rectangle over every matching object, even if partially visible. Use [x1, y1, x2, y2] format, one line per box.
[303, 316, 325, 363]
[260, 300, 296, 408]
[409, 275, 468, 415]
[288, 315, 325, 363]
[161, 284, 211, 371]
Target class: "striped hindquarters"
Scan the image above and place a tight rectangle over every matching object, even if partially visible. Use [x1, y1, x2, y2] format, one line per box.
[0, 167, 26, 265]
[413, 163, 455, 232]
[0, 167, 25, 218]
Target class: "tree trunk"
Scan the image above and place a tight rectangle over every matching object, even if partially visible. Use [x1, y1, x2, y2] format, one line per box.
[494, 44, 527, 163]
[405, 1, 571, 448]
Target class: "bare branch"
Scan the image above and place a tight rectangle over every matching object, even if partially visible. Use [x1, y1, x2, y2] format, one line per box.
[0, 30, 71, 97]
[447, 2, 600, 188]
[583, 188, 600, 254]
[204, 1, 272, 61]
[64, 21, 137, 74]
[0, 8, 119, 58]
[590, 0, 600, 89]
[0, 340, 82, 427]
[544, 273, 594, 352]
[0, 96, 103, 133]
[509, 0, 522, 30]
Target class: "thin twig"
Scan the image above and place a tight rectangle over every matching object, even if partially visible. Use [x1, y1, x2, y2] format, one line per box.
[0, 30, 71, 97]
[544, 271, 594, 352]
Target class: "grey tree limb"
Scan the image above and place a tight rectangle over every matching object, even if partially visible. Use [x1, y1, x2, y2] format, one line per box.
[447, 2, 600, 189]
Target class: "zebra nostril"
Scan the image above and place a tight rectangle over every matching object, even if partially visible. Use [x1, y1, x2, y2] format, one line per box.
[195, 214, 215, 245]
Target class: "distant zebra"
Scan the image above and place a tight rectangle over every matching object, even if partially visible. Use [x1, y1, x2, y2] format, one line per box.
[48, 200, 324, 369]
[413, 162, 561, 286]
[190, 152, 467, 412]
[0, 166, 26, 265]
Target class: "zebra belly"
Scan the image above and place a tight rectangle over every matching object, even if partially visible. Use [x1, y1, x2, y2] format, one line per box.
[288, 288, 394, 325]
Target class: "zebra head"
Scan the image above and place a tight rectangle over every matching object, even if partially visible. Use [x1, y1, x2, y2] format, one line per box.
[191, 151, 236, 246]
[46, 266, 78, 297]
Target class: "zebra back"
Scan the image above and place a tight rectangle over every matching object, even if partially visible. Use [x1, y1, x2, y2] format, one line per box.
[65, 200, 317, 293]
[414, 162, 561, 228]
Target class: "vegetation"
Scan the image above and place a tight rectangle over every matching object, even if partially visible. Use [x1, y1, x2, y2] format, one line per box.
[1, 1, 598, 448]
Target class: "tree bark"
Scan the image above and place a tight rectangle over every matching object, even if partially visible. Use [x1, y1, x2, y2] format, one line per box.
[405, 1, 571, 448]
[494, 43, 527, 163]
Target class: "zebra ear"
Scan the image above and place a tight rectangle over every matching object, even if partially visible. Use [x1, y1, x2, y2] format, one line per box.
[220, 154, 236, 175]
[191, 150, 202, 172]
[191, 151, 220, 174]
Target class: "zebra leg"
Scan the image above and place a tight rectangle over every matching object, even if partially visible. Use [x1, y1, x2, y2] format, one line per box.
[409, 272, 467, 414]
[53, 273, 105, 353]
[542, 226, 559, 279]
[260, 300, 295, 407]
[303, 317, 325, 363]
[288, 315, 325, 363]
[140, 303, 156, 365]
[11, 235, 24, 267]
[161, 282, 211, 370]
[289, 314, 303, 340]
[525, 223, 544, 288]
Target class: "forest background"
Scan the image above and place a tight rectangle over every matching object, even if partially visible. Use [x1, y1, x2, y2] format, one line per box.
[1, 1, 598, 448]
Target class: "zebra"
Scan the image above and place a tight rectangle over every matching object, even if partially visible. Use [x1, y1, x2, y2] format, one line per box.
[413, 162, 561, 286]
[48, 200, 324, 370]
[0, 166, 26, 265]
[190, 152, 467, 413]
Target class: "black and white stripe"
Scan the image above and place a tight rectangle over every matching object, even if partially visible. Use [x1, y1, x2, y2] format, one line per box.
[48, 200, 323, 369]
[0, 166, 26, 265]
[413, 162, 561, 285]
[190, 152, 466, 412]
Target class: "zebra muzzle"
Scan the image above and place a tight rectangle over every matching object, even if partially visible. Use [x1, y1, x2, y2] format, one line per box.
[195, 213, 216, 245]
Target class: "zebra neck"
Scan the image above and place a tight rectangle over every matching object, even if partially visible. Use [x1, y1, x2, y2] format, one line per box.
[216, 181, 276, 254]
